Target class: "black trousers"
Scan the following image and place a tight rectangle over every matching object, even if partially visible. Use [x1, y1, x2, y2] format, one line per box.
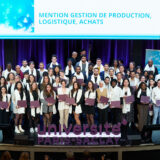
[98, 108, 108, 125]
[0, 110, 10, 124]
[111, 108, 122, 124]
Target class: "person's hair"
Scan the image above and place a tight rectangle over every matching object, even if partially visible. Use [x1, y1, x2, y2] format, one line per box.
[19, 152, 30, 160]
[22, 59, 27, 62]
[14, 82, 24, 99]
[111, 79, 117, 85]
[52, 54, 57, 58]
[71, 81, 80, 96]
[122, 78, 130, 87]
[7, 72, 15, 81]
[81, 55, 86, 58]
[42, 75, 50, 84]
[96, 58, 101, 61]
[0, 151, 12, 160]
[43, 83, 54, 97]
[28, 75, 36, 83]
[30, 82, 38, 93]
[0, 76, 6, 86]
[130, 70, 135, 74]
[61, 79, 67, 85]
[138, 82, 147, 90]
[86, 80, 94, 91]
[29, 61, 35, 66]
[129, 61, 135, 67]
[0, 86, 7, 101]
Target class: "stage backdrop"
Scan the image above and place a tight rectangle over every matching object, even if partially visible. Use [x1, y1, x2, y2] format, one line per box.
[0, 40, 160, 69]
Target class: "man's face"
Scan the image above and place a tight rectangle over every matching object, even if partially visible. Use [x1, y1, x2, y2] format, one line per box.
[76, 67, 81, 74]
[22, 61, 27, 67]
[52, 57, 57, 63]
[94, 69, 99, 76]
[89, 65, 93, 71]
[80, 50, 86, 56]
[81, 57, 86, 63]
[39, 63, 44, 69]
[148, 60, 153, 67]
[30, 63, 34, 69]
[104, 65, 109, 71]
[130, 72, 135, 78]
[105, 78, 110, 85]
[96, 60, 101, 66]
[117, 73, 122, 80]
[119, 66, 124, 73]
[72, 53, 77, 59]
[112, 81, 116, 87]
[16, 66, 20, 73]
[7, 64, 12, 71]
[109, 70, 114, 76]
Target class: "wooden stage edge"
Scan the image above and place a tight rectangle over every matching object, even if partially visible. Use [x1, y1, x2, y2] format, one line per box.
[0, 144, 160, 160]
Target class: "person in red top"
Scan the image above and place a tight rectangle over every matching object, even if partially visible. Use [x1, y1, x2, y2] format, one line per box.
[15, 65, 24, 80]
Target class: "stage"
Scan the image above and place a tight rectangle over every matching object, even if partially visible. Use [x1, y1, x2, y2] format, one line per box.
[0, 143, 160, 160]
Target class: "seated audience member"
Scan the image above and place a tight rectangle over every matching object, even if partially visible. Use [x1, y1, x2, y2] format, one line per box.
[0, 151, 12, 160]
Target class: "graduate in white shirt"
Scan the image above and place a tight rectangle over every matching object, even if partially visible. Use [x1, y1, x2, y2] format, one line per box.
[152, 79, 160, 124]
[129, 71, 139, 91]
[93, 58, 104, 74]
[20, 60, 30, 73]
[70, 81, 83, 125]
[57, 80, 70, 131]
[0, 86, 11, 124]
[12, 82, 26, 134]
[109, 79, 122, 124]
[2, 63, 16, 79]
[65, 59, 75, 78]
[37, 62, 48, 81]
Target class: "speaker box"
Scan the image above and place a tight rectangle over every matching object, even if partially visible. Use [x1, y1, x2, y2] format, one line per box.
[14, 134, 34, 145]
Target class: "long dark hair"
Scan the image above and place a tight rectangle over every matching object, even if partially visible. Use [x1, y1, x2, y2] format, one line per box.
[137, 82, 147, 92]
[43, 83, 54, 98]
[7, 72, 15, 81]
[30, 82, 38, 93]
[86, 80, 94, 92]
[71, 82, 80, 96]
[15, 82, 24, 100]
[122, 78, 130, 88]
[0, 76, 6, 86]
[0, 86, 7, 101]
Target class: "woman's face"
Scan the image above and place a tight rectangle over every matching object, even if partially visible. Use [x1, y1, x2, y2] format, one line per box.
[150, 80, 155, 86]
[88, 82, 93, 89]
[49, 69, 53, 76]
[99, 82, 103, 88]
[55, 67, 59, 73]
[141, 76, 145, 82]
[32, 83, 37, 90]
[17, 83, 22, 90]
[46, 85, 51, 92]
[73, 83, 78, 90]
[9, 73, 14, 80]
[141, 83, 146, 90]
[68, 60, 72, 66]
[124, 80, 129, 87]
[44, 76, 49, 83]
[1, 87, 6, 94]
[55, 77, 60, 83]
[72, 77, 77, 83]
[0, 78, 5, 84]
[61, 81, 66, 87]
[135, 73, 140, 79]
[136, 68, 141, 73]
[29, 76, 34, 82]
[15, 76, 20, 82]
[114, 60, 118, 67]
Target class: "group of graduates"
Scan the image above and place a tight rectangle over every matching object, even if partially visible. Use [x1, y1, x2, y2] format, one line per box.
[0, 50, 160, 136]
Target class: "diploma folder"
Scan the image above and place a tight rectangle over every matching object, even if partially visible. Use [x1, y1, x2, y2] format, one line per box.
[30, 100, 40, 108]
[77, 79, 84, 85]
[100, 96, 109, 104]
[0, 102, 8, 109]
[66, 98, 75, 105]
[58, 95, 69, 102]
[110, 101, 121, 108]
[125, 95, 135, 104]
[140, 96, 150, 104]
[17, 100, 27, 108]
[45, 97, 56, 104]
[85, 98, 95, 106]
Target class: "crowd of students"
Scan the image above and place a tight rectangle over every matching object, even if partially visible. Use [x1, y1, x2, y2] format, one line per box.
[0, 50, 160, 136]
